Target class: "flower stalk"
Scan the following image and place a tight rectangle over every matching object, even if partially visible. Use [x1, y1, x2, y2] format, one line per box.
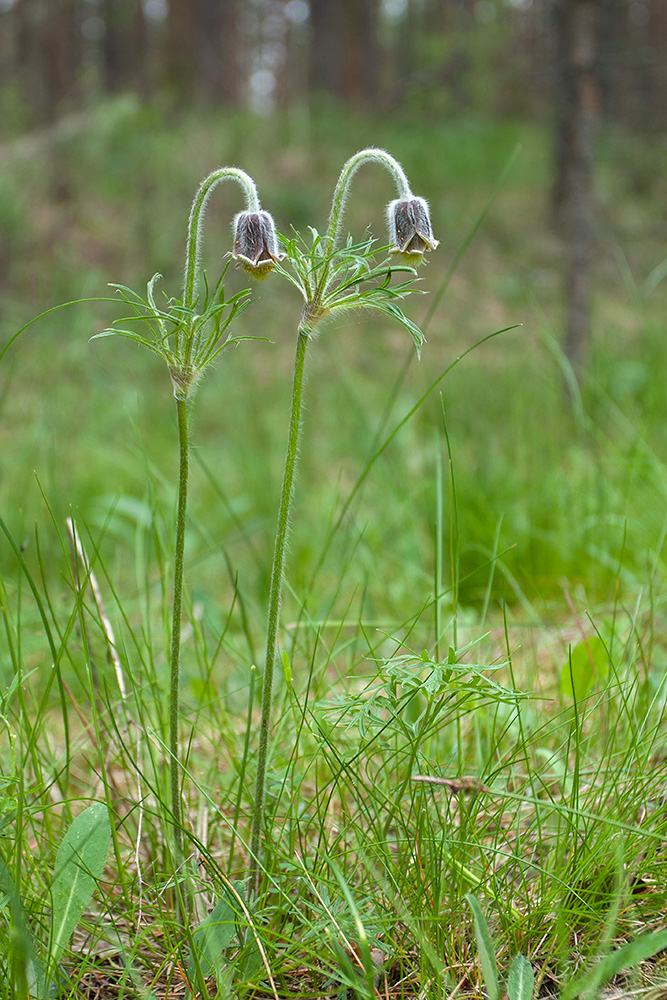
[100, 165, 271, 862]
[166, 167, 273, 856]
[168, 396, 190, 854]
[183, 167, 260, 313]
[325, 147, 413, 254]
[249, 148, 436, 893]
[249, 325, 310, 892]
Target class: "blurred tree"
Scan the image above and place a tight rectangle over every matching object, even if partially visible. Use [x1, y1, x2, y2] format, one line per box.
[198, 0, 244, 105]
[102, 0, 147, 95]
[2, 0, 667, 137]
[161, 0, 245, 105]
[309, 0, 380, 108]
[551, 0, 601, 372]
[161, 0, 197, 94]
[597, 0, 667, 131]
[15, 0, 80, 123]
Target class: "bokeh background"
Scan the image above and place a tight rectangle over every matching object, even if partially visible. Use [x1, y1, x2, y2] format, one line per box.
[1, 0, 667, 619]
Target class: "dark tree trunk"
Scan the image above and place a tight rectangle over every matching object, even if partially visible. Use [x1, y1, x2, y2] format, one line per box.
[309, 0, 339, 97]
[596, 0, 626, 122]
[552, 0, 600, 373]
[338, 0, 380, 108]
[102, 0, 146, 95]
[16, 0, 80, 123]
[161, 0, 197, 94]
[652, 0, 667, 128]
[309, 0, 380, 108]
[198, 0, 244, 105]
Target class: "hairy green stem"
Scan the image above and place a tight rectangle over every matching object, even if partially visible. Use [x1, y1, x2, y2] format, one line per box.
[325, 148, 413, 255]
[249, 326, 310, 894]
[169, 396, 190, 856]
[182, 167, 260, 344]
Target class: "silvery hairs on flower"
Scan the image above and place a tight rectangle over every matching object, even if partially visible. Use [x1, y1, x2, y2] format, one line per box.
[232, 210, 285, 280]
[387, 196, 439, 266]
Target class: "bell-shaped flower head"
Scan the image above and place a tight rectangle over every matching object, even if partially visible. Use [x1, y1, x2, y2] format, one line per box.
[232, 210, 286, 280]
[387, 196, 439, 266]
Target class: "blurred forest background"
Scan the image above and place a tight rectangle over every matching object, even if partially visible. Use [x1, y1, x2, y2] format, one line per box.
[1, 0, 667, 608]
[2, 0, 667, 127]
[4, 8, 667, 991]
[1, 0, 667, 366]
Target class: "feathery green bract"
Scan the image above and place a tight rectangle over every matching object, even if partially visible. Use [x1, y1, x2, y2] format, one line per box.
[92, 263, 254, 400]
[275, 229, 425, 354]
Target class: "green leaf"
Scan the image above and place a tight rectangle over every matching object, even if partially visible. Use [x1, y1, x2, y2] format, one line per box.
[366, 300, 425, 356]
[327, 929, 370, 995]
[508, 955, 534, 1000]
[560, 636, 609, 701]
[90, 328, 170, 360]
[563, 928, 667, 1000]
[50, 802, 111, 968]
[0, 856, 49, 997]
[188, 895, 239, 981]
[465, 894, 499, 1000]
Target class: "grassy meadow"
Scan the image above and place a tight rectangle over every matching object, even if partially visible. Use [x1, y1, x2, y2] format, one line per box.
[1, 98, 667, 998]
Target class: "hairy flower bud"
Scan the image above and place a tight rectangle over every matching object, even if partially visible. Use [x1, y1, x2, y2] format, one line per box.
[387, 197, 439, 265]
[232, 210, 285, 279]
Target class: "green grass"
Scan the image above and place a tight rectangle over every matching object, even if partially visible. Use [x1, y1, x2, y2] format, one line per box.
[1, 98, 667, 997]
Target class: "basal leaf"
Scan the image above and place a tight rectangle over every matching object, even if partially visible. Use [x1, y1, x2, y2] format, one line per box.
[466, 894, 499, 1000]
[50, 802, 111, 968]
[560, 636, 609, 701]
[508, 954, 534, 1000]
[0, 856, 49, 997]
[563, 928, 667, 1000]
[188, 895, 239, 981]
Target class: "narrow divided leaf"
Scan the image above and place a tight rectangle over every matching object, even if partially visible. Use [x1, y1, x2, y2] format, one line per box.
[366, 300, 425, 356]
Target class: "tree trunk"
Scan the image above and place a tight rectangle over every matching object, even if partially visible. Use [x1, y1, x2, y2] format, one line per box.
[338, 0, 380, 108]
[309, 0, 339, 98]
[198, 0, 244, 105]
[102, 0, 146, 95]
[309, 0, 380, 108]
[552, 0, 600, 373]
[16, 0, 80, 123]
[161, 0, 197, 94]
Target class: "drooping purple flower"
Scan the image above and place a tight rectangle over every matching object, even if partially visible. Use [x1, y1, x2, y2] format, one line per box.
[387, 197, 439, 265]
[232, 210, 285, 279]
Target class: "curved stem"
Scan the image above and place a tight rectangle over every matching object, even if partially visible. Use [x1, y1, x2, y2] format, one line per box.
[183, 167, 261, 313]
[249, 327, 310, 894]
[169, 396, 190, 858]
[325, 148, 413, 254]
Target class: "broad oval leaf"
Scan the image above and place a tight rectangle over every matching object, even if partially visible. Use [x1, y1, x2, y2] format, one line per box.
[508, 954, 534, 1000]
[560, 636, 609, 701]
[188, 895, 238, 980]
[50, 802, 111, 967]
[465, 894, 499, 1000]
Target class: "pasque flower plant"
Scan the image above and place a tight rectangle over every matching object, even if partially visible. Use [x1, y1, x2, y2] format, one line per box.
[97, 166, 272, 855]
[248, 147, 437, 893]
[97, 148, 437, 892]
